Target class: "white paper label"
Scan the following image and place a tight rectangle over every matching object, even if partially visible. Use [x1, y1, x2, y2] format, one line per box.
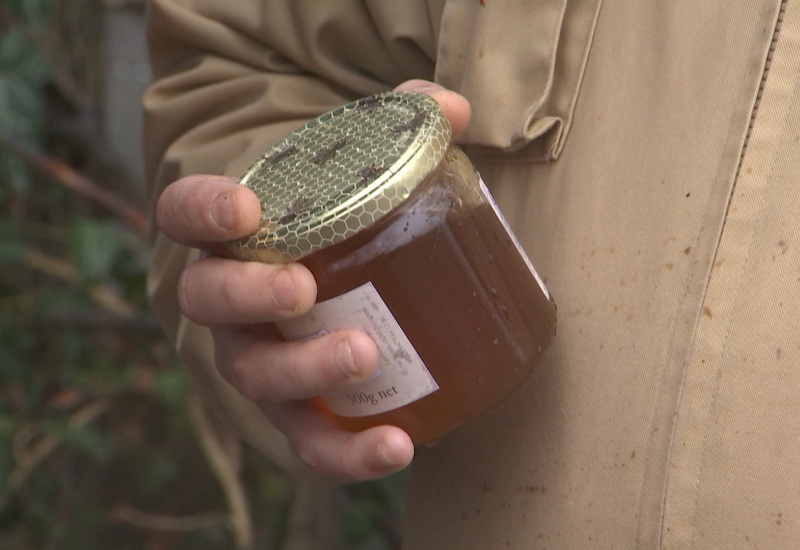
[477, 176, 551, 300]
[277, 282, 438, 417]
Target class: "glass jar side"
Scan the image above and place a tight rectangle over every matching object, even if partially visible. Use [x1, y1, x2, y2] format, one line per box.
[282, 146, 556, 444]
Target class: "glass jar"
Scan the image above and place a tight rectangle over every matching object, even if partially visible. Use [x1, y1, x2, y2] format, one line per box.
[227, 91, 556, 444]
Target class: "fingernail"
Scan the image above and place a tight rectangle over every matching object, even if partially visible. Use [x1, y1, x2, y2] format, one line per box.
[335, 339, 361, 379]
[394, 80, 443, 93]
[211, 191, 237, 231]
[270, 268, 299, 311]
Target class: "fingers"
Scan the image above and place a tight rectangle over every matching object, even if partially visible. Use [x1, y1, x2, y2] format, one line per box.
[268, 400, 414, 480]
[154, 86, 461, 481]
[394, 79, 472, 138]
[214, 323, 413, 481]
[213, 327, 379, 402]
[156, 174, 262, 249]
[178, 256, 317, 325]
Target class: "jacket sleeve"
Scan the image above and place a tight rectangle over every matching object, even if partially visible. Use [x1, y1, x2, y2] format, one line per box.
[143, 0, 438, 462]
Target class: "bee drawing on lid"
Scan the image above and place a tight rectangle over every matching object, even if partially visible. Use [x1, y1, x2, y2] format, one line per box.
[278, 195, 315, 224]
[262, 144, 297, 166]
[312, 138, 347, 165]
[392, 110, 427, 133]
[356, 95, 382, 110]
[357, 164, 388, 186]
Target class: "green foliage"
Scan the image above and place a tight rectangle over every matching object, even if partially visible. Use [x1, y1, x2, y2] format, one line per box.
[342, 471, 408, 550]
[4, 0, 52, 27]
[67, 218, 122, 282]
[0, 3, 252, 548]
[0, 29, 49, 130]
[0, 3, 50, 193]
[0, 1, 409, 548]
[0, 221, 28, 264]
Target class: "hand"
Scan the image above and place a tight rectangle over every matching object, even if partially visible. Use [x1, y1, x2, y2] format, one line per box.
[155, 80, 471, 481]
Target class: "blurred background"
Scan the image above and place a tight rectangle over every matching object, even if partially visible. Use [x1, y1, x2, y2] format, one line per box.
[0, 1, 407, 548]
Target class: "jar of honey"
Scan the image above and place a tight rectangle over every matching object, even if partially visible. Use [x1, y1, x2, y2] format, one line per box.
[227, 91, 556, 444]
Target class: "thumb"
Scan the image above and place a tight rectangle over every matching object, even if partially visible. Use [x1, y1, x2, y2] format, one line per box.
[394, 80, 472, 138]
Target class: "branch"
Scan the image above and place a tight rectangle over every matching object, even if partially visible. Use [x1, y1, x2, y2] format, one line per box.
[187, 393, 254, 550]
[4, 398, 111, 502]
[22, 248, 140, 318]
[0, 129, 149, 236]
[111, 506, 230, 532]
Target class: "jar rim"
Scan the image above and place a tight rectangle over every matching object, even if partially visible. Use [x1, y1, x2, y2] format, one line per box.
[227, 91, 451, 263]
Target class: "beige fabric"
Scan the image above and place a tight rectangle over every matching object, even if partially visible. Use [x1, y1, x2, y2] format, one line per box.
[437, 0, 602, 158]
[144, 0, 800, 547]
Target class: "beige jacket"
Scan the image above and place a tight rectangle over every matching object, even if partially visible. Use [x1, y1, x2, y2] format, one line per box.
[145, 0, 800, 547]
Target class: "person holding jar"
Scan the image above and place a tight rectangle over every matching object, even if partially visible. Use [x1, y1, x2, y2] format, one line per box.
[145, 1, 800, 547]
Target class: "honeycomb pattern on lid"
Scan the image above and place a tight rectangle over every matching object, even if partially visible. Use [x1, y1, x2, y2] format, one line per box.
[226, 91, 451, 263]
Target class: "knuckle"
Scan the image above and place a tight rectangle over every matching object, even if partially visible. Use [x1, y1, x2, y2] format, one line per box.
[157, 182, 193, 238]
[219, 262, 260, 315]
[237, 379, 262, 402]
[256, 356, 304, 404]
[294, 443, 318, 471]
[155, 187, 177, 229]
[284, 338, 341, 394]
[213, 335, 258, 399]
[177, 269, 200, 321]
[224, 352, 260, 400]
[283, 358, 309, 395]
[293, 440, 337, 477]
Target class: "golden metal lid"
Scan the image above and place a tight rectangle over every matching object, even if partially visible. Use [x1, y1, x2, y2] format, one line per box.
[226, 91, 451, 263]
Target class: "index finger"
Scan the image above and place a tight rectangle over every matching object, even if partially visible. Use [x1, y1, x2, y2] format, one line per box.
[156, 175, 262, 249]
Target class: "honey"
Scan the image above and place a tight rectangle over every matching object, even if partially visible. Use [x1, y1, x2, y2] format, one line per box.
[227, 91, 556, 444]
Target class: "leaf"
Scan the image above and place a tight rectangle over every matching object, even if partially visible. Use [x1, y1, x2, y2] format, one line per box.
[152, 368, 188, 411]
[0, 153, 31, 195]
[376, 469, 409, 518]
[0, 29, 48, 136]
[67, 219, 121, 282]
[343, 496, 382, 544]
[42, 418, 109, 460]
[0, 221, 28, 264]
[4, 0, 53, 29]
[0, 28, 49, 191]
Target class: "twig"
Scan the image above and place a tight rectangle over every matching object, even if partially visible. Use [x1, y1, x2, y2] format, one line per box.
[187, 393, 254, 550]
[22, 248, 75, 281]
[5, 398, 111, 499]
[45, 309, 160, 331]
[102, 0, 147, 12]
[22, 248, 140, 318]
[111, 506, 230, 532]
[0, 129, 149, 236]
